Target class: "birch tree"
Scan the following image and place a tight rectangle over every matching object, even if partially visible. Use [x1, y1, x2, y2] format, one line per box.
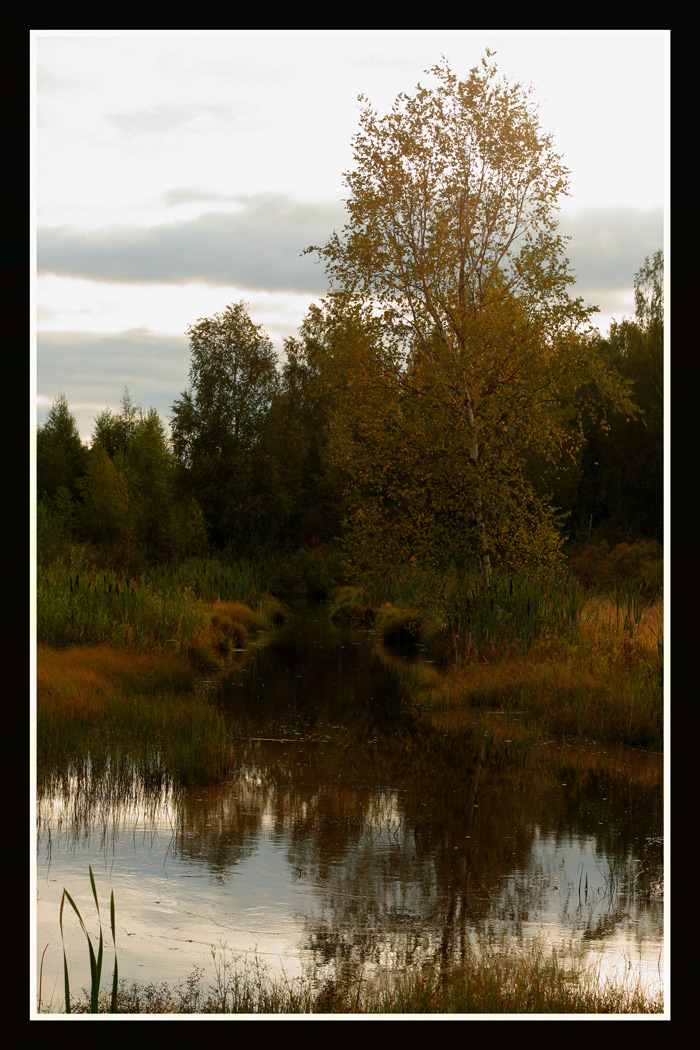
[309, 53, 631, 584]
[170, 301, 280, 550]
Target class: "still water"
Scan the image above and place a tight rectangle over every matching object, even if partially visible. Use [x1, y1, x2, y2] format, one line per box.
[35, 608, 664, 1008]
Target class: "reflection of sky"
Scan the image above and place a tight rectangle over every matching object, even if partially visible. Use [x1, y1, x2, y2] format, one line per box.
[36, 810, 311, 1009]
[496, 828, 664, 992]
[35, 793, 664, 1012]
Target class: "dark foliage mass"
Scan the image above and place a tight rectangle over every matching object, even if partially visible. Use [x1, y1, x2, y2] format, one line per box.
[36, 250, 663, 578]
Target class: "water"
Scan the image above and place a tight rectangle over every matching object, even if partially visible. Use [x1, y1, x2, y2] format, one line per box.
[35, 608, 664, 1009]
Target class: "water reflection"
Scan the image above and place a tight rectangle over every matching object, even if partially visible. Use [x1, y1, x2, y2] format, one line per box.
[36, 609, 663, 1002]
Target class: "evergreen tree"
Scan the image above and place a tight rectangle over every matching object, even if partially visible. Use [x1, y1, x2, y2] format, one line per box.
[37, 393, 87, 501]
[569, 252, 664, 544]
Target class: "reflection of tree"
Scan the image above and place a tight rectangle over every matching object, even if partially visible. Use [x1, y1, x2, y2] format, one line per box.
[174, 764, 274, 874]
[38, 614, 663, 984]
[281, 738, 542, 980]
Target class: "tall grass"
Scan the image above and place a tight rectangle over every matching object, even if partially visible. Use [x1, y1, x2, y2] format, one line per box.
[36, 557, 287, 802]
[144, 558, 269, 606]
[441, 570, 581, 661]
[335, 563, 663, 749]
[58, 941, 663, 1015]
[37, 564, 211, 652]
[416, 594, 663, 748]
[335, 568, 581, 663]
[37, 557, 288, 660]
[143, 547, 347, 606]
[37, 645, 232, 793]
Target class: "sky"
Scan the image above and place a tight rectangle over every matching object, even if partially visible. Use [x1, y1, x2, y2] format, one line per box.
[32, 30, 669, 443]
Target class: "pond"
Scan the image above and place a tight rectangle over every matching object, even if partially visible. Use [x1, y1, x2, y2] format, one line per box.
[35, 607, 664, 1011]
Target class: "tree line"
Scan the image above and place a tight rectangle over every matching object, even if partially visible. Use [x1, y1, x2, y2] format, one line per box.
[36, 54, 663, 580]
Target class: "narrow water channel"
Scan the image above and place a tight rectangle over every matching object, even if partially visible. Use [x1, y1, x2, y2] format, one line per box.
[35, 607, 664, 1009]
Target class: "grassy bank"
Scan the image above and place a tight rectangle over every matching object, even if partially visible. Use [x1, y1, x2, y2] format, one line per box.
[37, 644, 232, 790]
[330, 563, 664, 750]
[37, 556, 288, 663]
[414, 594, 663, 748]
[55, 942, 663, 1015]
[36, 556, 294, 793]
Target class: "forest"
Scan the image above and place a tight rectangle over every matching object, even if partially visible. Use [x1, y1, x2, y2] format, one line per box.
[36, 252, 663, 592]
[36, 55, 664, 729]
[37, 55, 663, 588]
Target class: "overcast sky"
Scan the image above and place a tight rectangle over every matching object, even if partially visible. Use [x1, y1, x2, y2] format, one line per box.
[32, 30, 669, 442]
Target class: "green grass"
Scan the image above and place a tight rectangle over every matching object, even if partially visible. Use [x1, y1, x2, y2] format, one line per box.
[334, 567, 581, 662]
[330, 565, 664, 749]
[37, 555, 289, 656]
[58, 867, 118, 1015]
[328, 585, 376, 626]
[36, 556, 295, 810]
[37, 563, 211, 652]
[404, 592, 663, 748]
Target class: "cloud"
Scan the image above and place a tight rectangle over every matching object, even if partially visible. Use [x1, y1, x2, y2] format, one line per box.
[559, 206, 664, 307]
[36, 201, 663, 335]
[162, 188, 240, 206]
[107, 104, 233, 137]
[38, 195, 346, 294]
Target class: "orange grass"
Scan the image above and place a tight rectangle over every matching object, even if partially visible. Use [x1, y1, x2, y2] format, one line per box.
[37, 644, 196, 709]
[36, 644, 231, 791]
[413, 596, 663, 748]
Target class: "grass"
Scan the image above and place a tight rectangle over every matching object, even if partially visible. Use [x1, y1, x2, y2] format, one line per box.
[329, 585, 376, 626]
[406, 594, 663, 748]
[37, 644, 232, 793]
[36, 555, 296, 820]
[36, 558, 290, 784]
[440, 569, 581, 662]
[330, 568, 664, 750]
[37, 556, 289, 658]
[36, 552, 664, 1019]
[53, 941, 663, 1015]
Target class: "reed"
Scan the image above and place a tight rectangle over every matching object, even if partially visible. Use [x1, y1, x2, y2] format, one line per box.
[37, 562, 210, 652]
[37, 558, 288, 667]
[440, 569, 581, 662]
[144, 557, 269, 607]
[336, 567, 581, 662]
[329, 586, 376, 626]
[374, 603, 437, 654]
[414, 595, 663, 748]
[60, 866, 118, 1015]
[333, 563, 662, 748]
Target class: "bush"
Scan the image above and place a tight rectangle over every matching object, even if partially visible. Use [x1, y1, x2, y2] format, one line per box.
[568, 540, 663, 598]
[376, 605, 428, 654]
[329, 586, 375, 626]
